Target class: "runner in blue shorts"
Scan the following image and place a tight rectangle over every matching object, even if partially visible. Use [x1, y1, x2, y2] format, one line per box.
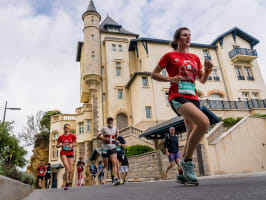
[164, 127, 183, 179]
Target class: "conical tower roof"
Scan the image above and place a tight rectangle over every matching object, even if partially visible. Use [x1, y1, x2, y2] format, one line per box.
[82, 0, 101, 20]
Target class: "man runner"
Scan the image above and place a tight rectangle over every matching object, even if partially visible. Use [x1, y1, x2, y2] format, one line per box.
[97, 117, 120, 185]
[45, 163, 52, 189]
[89, 161, 97, 185]
[163, 127, 183, 179]
[120, 155, 129, 183]
[115, 134, 126, 184]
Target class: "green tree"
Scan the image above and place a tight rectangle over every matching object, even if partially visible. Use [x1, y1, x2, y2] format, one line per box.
[0, 121, 27, 168]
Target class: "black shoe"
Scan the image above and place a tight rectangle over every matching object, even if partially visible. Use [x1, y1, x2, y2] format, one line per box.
[112, 178, 120, 186]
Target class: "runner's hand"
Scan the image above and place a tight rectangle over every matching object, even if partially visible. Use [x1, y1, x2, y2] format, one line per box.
[204, 59, 213, 72]
[166, 152, 170, 157]
[169, 76, 183, 84]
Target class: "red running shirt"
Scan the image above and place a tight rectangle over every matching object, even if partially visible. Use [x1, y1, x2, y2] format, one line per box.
[37, 165, 47, 176]
[57, 133, 77, 156]
[158, 51, 202, 101]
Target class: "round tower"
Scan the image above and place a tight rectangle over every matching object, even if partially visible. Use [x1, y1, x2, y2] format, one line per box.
[82, 0, 101, 92]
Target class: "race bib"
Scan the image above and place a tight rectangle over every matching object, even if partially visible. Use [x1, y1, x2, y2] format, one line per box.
[102, 148, 108, 154]
[40, 170, 44, 174]
[63, 145, 71, 151]
[178, 81, 195, 96]
[47, 170, 51, 173]
[116, 146, 121, 151]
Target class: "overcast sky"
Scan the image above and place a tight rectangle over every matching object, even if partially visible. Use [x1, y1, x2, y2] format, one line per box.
[1, 0, 266, 162]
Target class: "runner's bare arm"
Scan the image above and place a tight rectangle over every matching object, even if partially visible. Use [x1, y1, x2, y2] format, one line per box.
[97, 131, 108, 142]
[151, 64, 183, 83]
[198, 59, 214, 84]
[73, 140, 78, 147]
[56, 140, 62, 148]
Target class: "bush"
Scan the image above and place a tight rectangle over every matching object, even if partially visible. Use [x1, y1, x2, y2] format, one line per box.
[222, 117, 243, 128]
[252, 114, 266, 118]
[124, 145, 154, 157]
[2, 164, 35, 185]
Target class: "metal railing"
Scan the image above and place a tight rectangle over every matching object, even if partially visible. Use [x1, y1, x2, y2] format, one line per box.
[229, 48, 258, 59]
[200, 99, 266, 110]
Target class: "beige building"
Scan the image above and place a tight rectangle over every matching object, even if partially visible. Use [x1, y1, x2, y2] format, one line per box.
[48, 0, 266, 187]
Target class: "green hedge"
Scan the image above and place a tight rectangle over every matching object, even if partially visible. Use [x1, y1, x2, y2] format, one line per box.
[221, 117, 243, 128]
[252, 114, 266, 118]
[124, 145, 154, 157]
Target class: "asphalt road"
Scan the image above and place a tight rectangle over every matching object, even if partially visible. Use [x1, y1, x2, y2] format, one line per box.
[24, 173, 266, 200]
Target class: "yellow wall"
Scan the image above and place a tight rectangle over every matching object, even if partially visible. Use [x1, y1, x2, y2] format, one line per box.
[206, 117, 266, 175]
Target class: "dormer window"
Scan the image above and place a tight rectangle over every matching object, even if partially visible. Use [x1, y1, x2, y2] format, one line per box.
[107, 26, 119, 32]
[104, 24, 121, 33]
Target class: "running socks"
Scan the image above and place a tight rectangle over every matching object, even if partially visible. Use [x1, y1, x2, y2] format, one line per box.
[80, 177, 84, 185]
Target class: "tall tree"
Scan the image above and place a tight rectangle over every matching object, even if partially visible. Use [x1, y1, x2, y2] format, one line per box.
[0, 121, 27, 168]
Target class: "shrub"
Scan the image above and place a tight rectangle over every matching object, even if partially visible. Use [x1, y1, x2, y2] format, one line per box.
[252, 114, 266, 118]
[124, 145, 154, 157]
[222, 117, 243, 128]
[3, 165, 35, 185]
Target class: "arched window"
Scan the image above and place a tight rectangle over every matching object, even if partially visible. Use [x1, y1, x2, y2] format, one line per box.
[209, 93, 223, 100]
[116, 113, 128, 130]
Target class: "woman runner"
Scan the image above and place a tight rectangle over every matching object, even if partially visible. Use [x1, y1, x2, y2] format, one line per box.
[151, 27, 213, 185]
[57, 124, 77, 190]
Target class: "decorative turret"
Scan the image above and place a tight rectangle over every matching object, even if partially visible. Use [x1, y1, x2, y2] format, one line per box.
[82, 0, 101, 98]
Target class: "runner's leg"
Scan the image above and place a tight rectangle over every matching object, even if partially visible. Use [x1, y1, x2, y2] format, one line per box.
[110, 154, 118, 179]
[67, 157, 74, 184]
[182, 119, 194, 158]
[165, 161, 175, 178]
[60, 155, 70, 185]
[178, 102, 209, 159]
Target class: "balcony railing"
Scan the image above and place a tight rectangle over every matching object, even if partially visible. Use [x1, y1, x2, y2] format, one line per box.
[247, 76, 254, 81]
[200, 99, 266, 110]
[213, 77, 220, 81]
[51, 114, 76, 123]
[204, 56, 212, 61]
[229, 48, 258, 62]
[237, 75, 245, 80]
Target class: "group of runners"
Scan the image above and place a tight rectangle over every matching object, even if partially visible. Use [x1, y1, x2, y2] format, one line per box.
[38, 27, 213, 189]
[37, 162, 51, 189]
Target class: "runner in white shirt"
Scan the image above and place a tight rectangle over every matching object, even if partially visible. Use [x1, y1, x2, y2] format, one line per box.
[97, 117, 120, 185]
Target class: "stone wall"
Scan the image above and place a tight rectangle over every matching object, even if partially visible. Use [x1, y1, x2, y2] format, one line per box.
[127, 146, 209, 181]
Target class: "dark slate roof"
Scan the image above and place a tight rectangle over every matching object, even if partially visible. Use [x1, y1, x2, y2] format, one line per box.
[211, 27, 259, 47]
[51, 163, 64, 169]
[126, 72, 151, 88]
[100, 16, 138, 36]
[139, 106, 220, 140]
[139, 116, 185, 140]
[129, 38, 217, 51]
[82, 0, 101, 20]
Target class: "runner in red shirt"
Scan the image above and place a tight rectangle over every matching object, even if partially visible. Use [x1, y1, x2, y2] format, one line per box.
[37, 161, 47, 188]
[57, 124, 77, 190]
[152, 27, 213, 185]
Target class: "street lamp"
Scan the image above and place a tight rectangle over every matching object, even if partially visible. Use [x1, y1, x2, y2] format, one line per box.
[2, 101, 21, 124]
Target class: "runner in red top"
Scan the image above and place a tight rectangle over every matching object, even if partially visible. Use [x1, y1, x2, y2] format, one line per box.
[37, 161, 47, 188]
[57, 124, 77, 190]
[152, 27, 213, 185]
